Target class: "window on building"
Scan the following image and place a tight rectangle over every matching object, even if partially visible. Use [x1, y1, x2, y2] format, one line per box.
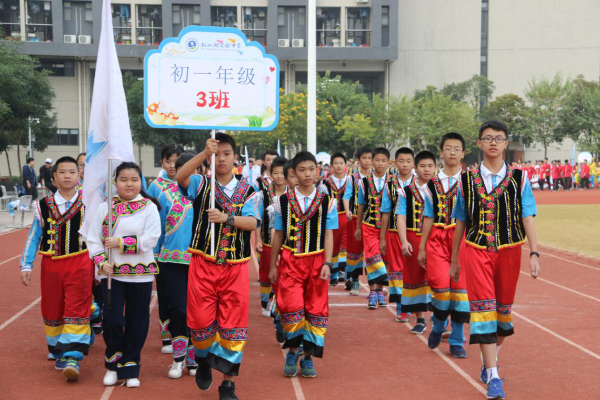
[63, 2, 93, 39]
[37, 59, 75, 77]
[242, 7, 266, 45]
[112, 4, 132, 44]
[316, 7, 340, 47]
[481, 0, 488, 77]
[55, 129, 79, 146]
[137, 5, 162, 45]
[154, 147, 161, 167]
[172, 4, 201, 37]
[382, 6, 390, 47]
[211, 6, 236, 28]
[346, 7, 371, 47]
[26, 0, 53, 42]
[277, 6, 306, 45]
[0, 0, 21, 40]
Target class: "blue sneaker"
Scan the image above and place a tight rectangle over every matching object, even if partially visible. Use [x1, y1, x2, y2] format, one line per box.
[283, 351, 299, 377]
[367, 291, 378, 309]
[55, 358, 68, 370]
[377, 291, 387, 306]
[450, 345, 467, 358]
[48, 353, 57, 361]
[300, 357, 316, 378]
[63, 359, 80, 382]
[480, 360, 499, 383]
[486, 378, 505, 399]
[411, 322, 427, 334]
[427, 330, 443, 349]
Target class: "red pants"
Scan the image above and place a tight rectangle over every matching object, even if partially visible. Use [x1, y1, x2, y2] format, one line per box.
[362, 223, 388, 285]
[332, 213, 349, 274]
[277, 249, 328, 358]
[401, 231, 431, 312]
[461, 244, 522, 344]
[258, 244, 272, 309]
[188, 255, 249, 376]
[346, 216, 364, 276]
[40, 252, 93, 360]
[386, 230, 403, 303]
[426, 228, 469, 324]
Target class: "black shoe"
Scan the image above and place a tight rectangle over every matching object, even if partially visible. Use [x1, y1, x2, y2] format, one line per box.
[219, 380, 238, 400]
[329, 279, 338, 287]
[195, 358, 212, 391]
[275, 330, 285, 344]
[344, 280, 352, 291]
[338, 275, 345, 283]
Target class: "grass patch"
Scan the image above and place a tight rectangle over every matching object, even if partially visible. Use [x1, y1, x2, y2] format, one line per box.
[535, 204, 600, 258]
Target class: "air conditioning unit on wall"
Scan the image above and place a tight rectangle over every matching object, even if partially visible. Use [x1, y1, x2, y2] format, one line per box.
[292, 39, 304, 47]
[78, 35, 92, 44]
[64, 34, 77, 44]
[356, 0, 369, 3]
[278, 38, 289, 47]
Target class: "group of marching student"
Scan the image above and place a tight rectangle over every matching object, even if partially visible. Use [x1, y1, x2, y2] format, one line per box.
[18, 119, 542, 400]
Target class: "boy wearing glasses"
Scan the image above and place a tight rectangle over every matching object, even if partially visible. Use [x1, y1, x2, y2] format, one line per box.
[450, 120, 541, 400]
[418, 133, 470, 358]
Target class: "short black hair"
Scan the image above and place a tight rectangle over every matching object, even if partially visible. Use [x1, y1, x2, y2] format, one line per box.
[479, 120, 508, 139]
[161, 144, 184, 161]
[331, 152, 347, 164]
[175, 151, 196, 170]
[565, 159, 569, 163]
[292, 151, 317, 170]
[53, 156, 79, 173]
[414, 150, 436, 166]
[373, 147, 390, 160]
[27, 157, 35, 163]
[114, 161, 161, 211]
[356, 146, 372, 159]
[263, 149, 279, 160]
[283, 161, 294, 179]
[270, 156, 288, 173]
[76, 153, 86, 163]
[395, 147, 414, 159]
[440, 132, 466, 150]
[215, 132, 237, 153]
[260, 164, 266, 175]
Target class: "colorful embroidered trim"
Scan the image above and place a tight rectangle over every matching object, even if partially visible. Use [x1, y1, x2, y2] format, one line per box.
[306, 314, 328, 328]
[119, 236, 139, 255]
[113, 262, 158, 275]
[92, 252, 108, 268]
[102, 198, 151, 237]
[470, 299, 497, 312]
[158, 249, 192, 263]
[191, 320, 218, 341]
[219, 327, 248, 341]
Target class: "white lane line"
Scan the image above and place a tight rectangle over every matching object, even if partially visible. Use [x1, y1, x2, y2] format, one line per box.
[100, 293, 158, 400]
[512, 311, 600, 361]
[330, 303, 368, 307]
[0, 297, 41, 332]
[519, 271, 600, 303]
[522, 246, 600, 272]
[252, 259, 305, 400]
[358, 282, 487, 396]
[0, 254, 20, 266]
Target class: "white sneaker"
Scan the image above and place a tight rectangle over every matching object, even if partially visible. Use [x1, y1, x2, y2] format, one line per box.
[261, 307, 271, 317]
[188, 367, 197, 376]
[126, 378, 141, 388]
[168, 361, 184, 379]
[103, 370, 118, 386]
[161, 344, 173, 354]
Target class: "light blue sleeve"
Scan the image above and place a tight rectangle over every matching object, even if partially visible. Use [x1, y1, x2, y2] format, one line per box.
[342, 177, 353, 201]
[424, 196, 434, 218]
[380, 187, 392, 213]
[274, 204, 284, 231]
[452, 182, 467, 222]
[146, 180, 160, 199]
[395, 195, 407, 216]
[357, 183, 365, 205]
[326, 200, 339, 230]
[180, 175, 204, 200]
[241, 193, 262, 229]
[521, 178, 537, 218]
[20, 214, 42, 271]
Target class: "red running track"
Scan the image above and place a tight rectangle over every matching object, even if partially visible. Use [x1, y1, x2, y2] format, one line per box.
[0, 226, 598, 400]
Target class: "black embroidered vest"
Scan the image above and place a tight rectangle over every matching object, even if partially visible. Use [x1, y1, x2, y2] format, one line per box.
[189, 175, 257, 265]
[323, 176, 347, 214]
[347, 173, 361, 215]
[461, 167, 526, 252]
[404, 182, 425, 235]
[260, 182, 278, 246]
[38, 194, 87, 258]
[427, 174, 459, 229]
[361, 175, 387, 229]
[386, 176, 400, 232]
[280, 190, 333, 256]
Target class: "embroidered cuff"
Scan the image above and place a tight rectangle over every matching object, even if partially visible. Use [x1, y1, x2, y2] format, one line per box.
[92, 252, 108, 269]
[119, 236, 139, 255]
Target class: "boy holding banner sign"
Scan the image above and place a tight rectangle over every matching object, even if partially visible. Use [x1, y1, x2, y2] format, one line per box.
[176, 134, 261, 400]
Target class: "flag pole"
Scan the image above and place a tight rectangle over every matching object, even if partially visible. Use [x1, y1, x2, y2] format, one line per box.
[106, 158, 113, 310]
[210, 130, 216, 256]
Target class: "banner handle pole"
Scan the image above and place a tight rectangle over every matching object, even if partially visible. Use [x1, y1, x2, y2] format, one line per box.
[106, 158, 113, 310]
[210, 130, 216, 256]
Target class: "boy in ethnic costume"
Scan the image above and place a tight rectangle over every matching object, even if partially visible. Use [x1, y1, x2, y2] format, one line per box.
[176, 134, 261, 400]
[270, 151, 338, 379]
[450, 121, 540, 400]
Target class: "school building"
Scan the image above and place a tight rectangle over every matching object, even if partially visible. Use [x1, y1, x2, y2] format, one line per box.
[0, 0, 596, 177]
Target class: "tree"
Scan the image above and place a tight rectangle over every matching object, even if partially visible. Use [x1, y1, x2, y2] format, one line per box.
[0, 43, 57, 176]
[335, 114, 377, 156]
[369, 94, 412, 150]
[522, 74, 572, 157]
[442, 75, 495, 117]
[481, 93, 528, 142]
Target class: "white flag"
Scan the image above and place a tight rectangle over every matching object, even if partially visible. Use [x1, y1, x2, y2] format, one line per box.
[242, 146, 250, 179]
[80, 0, 135, 240]
[277, 139, 281, 156]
